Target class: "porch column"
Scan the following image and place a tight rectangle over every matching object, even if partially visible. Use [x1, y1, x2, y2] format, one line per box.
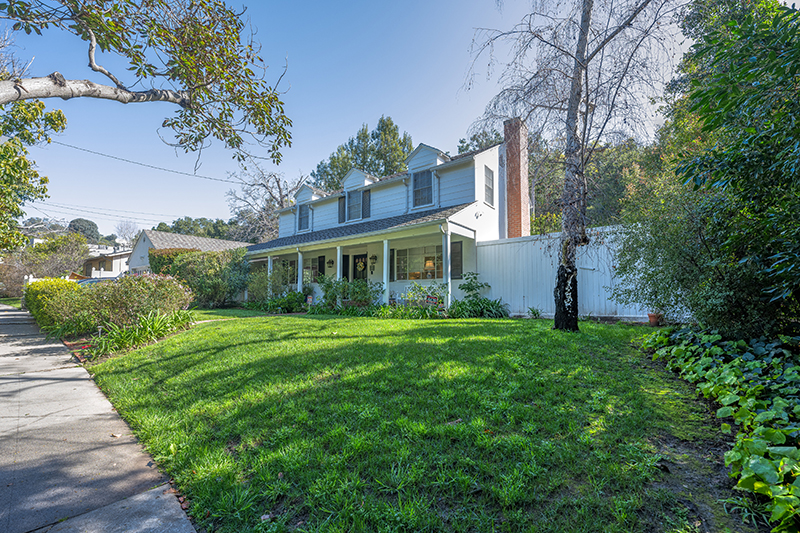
[382, 239, 390, 305]
[267, 256, 274, 276]
[297, 250, 303, 293]
[336, 246, 343, 280]
[442, 228, 451, 307]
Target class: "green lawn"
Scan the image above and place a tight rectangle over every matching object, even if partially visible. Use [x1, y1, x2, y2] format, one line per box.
[91, 317, 748, 533]
[0, 297, 21, 308]
[191, 307, 268, 321]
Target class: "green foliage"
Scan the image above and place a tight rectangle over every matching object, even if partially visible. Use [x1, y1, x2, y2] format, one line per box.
[23, 278, 79, 328]
[457, 129, 503, 154]
[531, 212, 561, 235]
[2, 0, 292, 162]
[21, 232, 90, 278]
[153, 217, 238, 240]
[528, 306, 542, 319]
[678, 7, 800, 304]
[244, 291, 307, 314]
[642, 328, 800, 532]
[169, 248, 248, 308]
[311, 116, 413, 191]
[613, 166, 795, 338]
[67, 218, 100, 243]
[246, 263, 291, 303]
[88, 310, 195, 357]
[39, 274, 192, 337]
[315, 274, 384, 310]
[458, 272, 490, 300]
[0, 100, 66, 250]
[449, 272, 510, 319]
[148, 247, 200, 274]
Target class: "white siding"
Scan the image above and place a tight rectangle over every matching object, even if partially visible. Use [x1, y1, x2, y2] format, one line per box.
[407, 146, 441, 173]
[370, 182, 407, 218]
[278, 211, 295, 238]
[311, 198, 340, 230]
[342, 169, 372, 190]
[476, 232, 647, 319]
[295, 186, 318, 203]
[128, 234, 152, 273]
[438, 164, 475, 207]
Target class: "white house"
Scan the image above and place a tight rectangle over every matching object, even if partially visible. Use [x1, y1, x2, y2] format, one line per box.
[246, 119, 531, 306]
[82, 247, 132, 278]
[129, 230, 251, 274]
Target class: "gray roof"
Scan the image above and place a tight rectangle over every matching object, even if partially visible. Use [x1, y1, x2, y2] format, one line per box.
[144, 230, 250, 252]
[248, 203, 473, 253]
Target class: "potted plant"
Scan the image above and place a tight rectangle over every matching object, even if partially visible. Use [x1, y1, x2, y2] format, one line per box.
[647, 310, 663, 327]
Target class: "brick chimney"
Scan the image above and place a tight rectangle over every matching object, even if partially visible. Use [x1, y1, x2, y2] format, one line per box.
[504, 118, 530, 238]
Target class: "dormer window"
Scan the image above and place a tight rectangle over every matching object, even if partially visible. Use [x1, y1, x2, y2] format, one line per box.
[413, 170, 433, 207]
[298, 204, 310, 231]
[347, 192, 362, 221]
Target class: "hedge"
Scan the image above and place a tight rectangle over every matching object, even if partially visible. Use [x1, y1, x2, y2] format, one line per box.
[23, 278, 80, 328]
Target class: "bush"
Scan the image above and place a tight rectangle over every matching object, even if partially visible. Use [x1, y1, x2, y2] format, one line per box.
[247, 263, 291, 303]
[37, 274, 192, 337]
[88, 309, 195, 356]
[148, 247, 200, 274]
[244, 291, 308, 314]
[642, 328, 800, 532]
[23, 278, 80, 327]
[316, 275, 383, 309]
[170, 248, 248, 308]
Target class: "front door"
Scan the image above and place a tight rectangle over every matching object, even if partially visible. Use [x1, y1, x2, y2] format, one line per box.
[353, 254, 368, 280]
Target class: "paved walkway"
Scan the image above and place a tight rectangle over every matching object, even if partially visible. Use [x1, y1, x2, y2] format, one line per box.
[0, 303, 195, 533]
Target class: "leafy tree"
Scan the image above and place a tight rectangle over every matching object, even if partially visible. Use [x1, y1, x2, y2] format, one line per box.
[0, 101, 66, 250]
[457, 129, 503, 154]
[152, 217, 237, 240]
[473, 0, 679, 330]
[678, 6, 800, 307]
[0, 0, 292, 162]
[68, 218, 100, 243]
[311, 116, 412, 191]
[21, 232, 89, 278]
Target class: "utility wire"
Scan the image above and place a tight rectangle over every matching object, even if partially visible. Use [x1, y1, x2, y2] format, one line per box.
[43, 201, 185, 219]
[50, 140, 240, 184]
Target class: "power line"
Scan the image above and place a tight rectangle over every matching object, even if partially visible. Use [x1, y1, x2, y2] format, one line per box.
[50, 140, 240, 184]
[43, 201, 185, 219]
[32, 203, 167, 224]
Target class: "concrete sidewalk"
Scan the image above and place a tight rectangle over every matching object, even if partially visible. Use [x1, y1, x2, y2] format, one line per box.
[0, 303, 195, 533]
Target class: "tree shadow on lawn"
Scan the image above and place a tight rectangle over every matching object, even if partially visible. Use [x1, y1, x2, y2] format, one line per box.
[90, 317, 758, 533]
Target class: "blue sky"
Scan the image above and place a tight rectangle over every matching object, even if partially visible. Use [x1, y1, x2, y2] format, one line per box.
[16, 1, 533, 236]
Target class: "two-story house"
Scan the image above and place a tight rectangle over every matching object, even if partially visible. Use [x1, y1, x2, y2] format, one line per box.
[245, 119, 530, 305]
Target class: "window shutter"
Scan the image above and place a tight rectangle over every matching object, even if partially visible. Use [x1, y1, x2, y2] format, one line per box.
[450, 241, 463, 280]
[318, 255, 325, 276]
[362, 190, 371, 219]
[338, 197, 346, 223]
[389, 249, 395, 282]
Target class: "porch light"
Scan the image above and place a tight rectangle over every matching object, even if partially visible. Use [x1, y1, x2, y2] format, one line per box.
[369, 254, 378, 274]
[326, 259, 334, 269]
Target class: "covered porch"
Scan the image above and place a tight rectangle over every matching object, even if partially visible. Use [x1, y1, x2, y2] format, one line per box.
[247, 221, 477, 306]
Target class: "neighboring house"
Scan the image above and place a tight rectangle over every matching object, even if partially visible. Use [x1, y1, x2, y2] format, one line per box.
[246, 118, 531, 306]
[83, 247, 133, 278]
[128, 230, 251, 274]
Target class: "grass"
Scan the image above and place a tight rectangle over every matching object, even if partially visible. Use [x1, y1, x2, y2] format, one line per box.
[0, 296, 21, 308]
[91, 317, 740, 533]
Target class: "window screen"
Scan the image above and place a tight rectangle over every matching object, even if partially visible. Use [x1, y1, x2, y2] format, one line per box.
[298, 204, 310, 231]
[413, 171, 433, 207]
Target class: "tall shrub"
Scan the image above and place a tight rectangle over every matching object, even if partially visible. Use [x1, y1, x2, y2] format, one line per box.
[148, 247, 199, 274]
[170, 248, 249, 308]
[247, 263, 290, 302]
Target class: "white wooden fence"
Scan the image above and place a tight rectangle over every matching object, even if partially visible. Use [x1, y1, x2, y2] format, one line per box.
[476, 227, 647, 320]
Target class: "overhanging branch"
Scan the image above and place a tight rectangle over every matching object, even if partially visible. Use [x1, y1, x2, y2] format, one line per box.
[0, 73, 191, 107]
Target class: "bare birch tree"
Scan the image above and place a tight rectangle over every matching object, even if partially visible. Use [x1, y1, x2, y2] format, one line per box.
[471, 0, 681, 330]
[227, 162, 304, 244]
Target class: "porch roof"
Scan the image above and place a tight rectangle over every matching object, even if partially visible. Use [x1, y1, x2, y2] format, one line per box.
[247, 203, 473, 255]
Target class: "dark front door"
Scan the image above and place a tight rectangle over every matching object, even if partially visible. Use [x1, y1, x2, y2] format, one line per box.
[353, 254, 368, 280]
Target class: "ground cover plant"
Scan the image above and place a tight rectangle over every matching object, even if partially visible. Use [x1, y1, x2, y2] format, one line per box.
[643, 328, 800, 532]
[0, 296, 21, 308]
[90, 317, 754, 533]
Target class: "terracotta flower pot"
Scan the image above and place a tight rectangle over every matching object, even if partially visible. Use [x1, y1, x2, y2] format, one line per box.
[647, 312, 663, 327]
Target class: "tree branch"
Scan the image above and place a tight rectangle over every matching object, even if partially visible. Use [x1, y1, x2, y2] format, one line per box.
[0, 73, 191, 107]
[586, 0, 654, 63]
[83, 24, 126, 89]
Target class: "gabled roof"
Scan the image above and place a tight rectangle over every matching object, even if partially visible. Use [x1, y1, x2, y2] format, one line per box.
[248, 203, 474, 254]
[143, 230, 250, 252]
[405, 143, 450, 164]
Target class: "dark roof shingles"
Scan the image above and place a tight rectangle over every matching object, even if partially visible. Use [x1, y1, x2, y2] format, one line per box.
[248, 203, 473, 253]
[145, 230, 251, 252]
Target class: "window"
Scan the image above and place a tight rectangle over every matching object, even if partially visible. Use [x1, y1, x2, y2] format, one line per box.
[485, 166, 494, 206]
[451, 241, 463, 280]
[99, 260, 107, 271]
[303, 256, 323, 284]
[347, 191, 362, 221]
[413, 170, 433, 207]
[395, 246, 443, 280]
[298, 204, 310, 231]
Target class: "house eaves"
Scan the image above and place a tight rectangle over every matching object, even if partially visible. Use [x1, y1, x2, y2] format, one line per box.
[247, 203, 474, 256]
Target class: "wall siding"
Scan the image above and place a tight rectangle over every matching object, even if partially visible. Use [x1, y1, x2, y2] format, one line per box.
[476, 232, 647, 319]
